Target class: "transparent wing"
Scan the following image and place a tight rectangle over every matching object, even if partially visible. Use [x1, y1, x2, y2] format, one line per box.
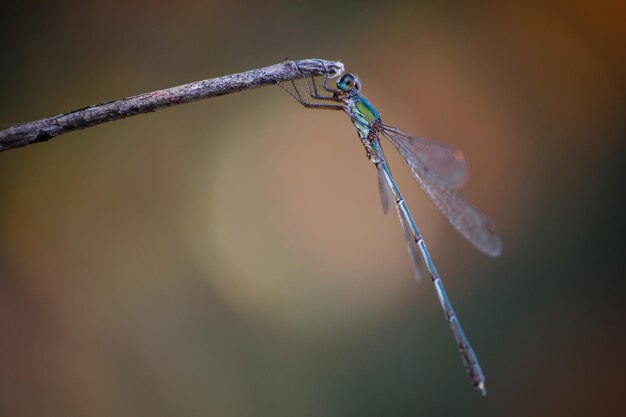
[394, 194, 425, 284]
[381, 125, 468, 189]
[377, 165, 424, 282]
[377, 166, 390, 214]
[413, 172, 502, 257]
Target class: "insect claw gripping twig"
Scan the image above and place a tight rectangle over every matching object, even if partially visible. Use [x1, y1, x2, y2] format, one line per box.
[278, 60, 345, 110]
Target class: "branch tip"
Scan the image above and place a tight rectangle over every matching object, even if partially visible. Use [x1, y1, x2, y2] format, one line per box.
[0, 58, 344, 152]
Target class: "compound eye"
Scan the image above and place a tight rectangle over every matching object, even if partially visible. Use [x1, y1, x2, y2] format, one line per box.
[338, 73, 357, 91]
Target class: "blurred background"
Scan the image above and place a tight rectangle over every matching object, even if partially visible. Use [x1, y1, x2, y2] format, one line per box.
[0, 1, 624, 416]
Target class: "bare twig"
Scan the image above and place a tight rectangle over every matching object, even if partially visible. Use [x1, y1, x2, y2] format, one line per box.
[0, 58, 344, 152]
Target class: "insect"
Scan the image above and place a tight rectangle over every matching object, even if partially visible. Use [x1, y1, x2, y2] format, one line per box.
[279, 61, 502, 394]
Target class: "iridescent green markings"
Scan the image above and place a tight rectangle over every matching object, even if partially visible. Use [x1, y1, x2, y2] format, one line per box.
[280, 62, 502, 395]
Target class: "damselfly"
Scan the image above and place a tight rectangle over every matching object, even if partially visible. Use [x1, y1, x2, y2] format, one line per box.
[279, 61, 502, 395]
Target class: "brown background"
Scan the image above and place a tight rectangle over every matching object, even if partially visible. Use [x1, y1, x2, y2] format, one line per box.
[0, 1, 624, 416]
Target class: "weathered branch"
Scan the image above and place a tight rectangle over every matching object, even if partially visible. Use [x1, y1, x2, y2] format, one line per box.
[0, 58, 344, 152]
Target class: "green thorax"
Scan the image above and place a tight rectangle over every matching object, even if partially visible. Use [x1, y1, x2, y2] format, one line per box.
[347, 95, 381, 139]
